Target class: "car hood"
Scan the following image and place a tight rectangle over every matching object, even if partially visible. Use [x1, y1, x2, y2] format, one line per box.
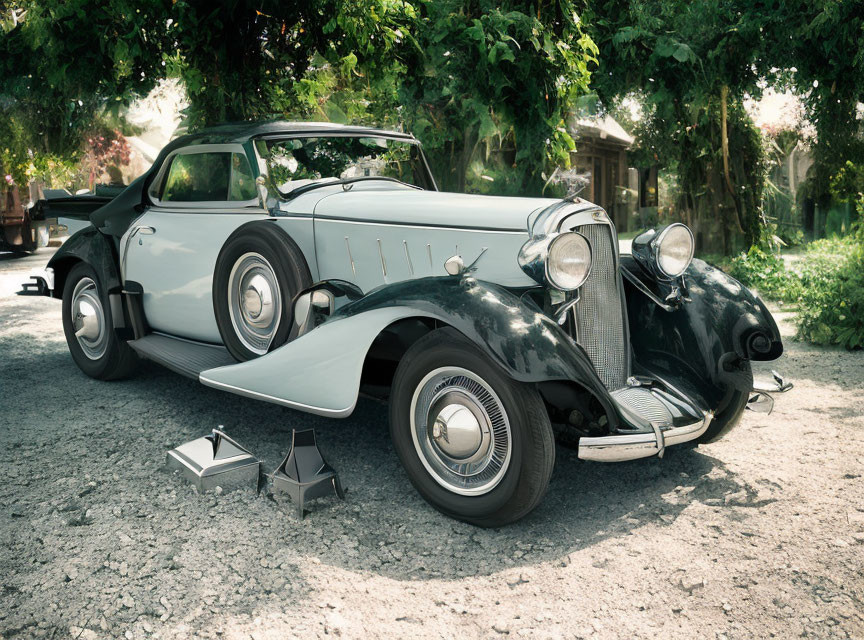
[312, 188, 560, 232]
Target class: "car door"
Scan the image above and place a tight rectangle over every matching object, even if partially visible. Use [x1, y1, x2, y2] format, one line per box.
[123, 144, 266, 343]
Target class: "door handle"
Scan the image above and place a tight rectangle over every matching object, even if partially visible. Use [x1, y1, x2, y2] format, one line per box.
[136, 226, 156, 235]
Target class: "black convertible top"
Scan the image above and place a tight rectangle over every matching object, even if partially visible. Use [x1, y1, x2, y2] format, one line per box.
[89, 121, 417, 240]
[172, 120, 416, 145]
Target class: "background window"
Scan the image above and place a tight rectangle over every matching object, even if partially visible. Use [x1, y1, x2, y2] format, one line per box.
[161, 153, 231, 202]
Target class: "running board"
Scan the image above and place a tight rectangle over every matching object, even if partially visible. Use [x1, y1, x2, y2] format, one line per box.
[129, 334, 236, 380]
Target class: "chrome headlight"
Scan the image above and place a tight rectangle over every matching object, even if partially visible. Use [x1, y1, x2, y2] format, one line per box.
[632, 223, 694, 279]
[546, 232, 592, 290]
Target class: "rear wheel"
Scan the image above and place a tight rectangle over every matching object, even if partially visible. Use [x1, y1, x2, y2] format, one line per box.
[213, 223, 312, 361]
[62, 262, 138, 380]
[389, 328, 555, 527]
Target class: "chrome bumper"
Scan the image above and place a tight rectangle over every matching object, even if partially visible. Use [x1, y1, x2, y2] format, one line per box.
[747, 370, 794, 415]
[577, 411, 713, 463]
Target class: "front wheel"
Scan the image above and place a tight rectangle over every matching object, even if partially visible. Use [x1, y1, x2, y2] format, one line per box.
[389, 328, 555, 527]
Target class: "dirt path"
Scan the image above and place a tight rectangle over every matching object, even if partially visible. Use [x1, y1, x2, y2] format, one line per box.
[1, 250, 862, 639]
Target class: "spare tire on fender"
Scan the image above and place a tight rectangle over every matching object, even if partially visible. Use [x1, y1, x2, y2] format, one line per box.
[213, 221, 312, 361]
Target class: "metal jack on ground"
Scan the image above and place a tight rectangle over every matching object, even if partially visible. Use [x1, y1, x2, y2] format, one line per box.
[272, 429, 345, 519]
[165, 427, 261, 493]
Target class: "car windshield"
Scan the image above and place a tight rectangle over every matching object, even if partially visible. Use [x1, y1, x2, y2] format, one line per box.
[254, 136, 433, 197]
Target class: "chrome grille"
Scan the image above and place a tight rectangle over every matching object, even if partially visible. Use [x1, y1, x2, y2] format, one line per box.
[572, 223, 628, 390]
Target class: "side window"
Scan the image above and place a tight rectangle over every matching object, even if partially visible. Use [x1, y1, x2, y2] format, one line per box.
[161, 153, 231, 202]
[229, 153, 257, 201]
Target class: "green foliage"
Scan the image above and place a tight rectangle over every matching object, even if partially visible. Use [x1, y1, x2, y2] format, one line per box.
[396, 1, 596, 193]
[165, 1, 415, 127]
[727, 245, 801, 303]
[729, 202, 864, 350]
[829, 161, 864, 203]
[779, 2, 864, 206]
[794, 237, 864, 350]
[0, 1, 597, 196]
[585, 1, 775, 254]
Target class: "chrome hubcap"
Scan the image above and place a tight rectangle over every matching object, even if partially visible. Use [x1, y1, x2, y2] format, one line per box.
[410, 367, 511, 496]
[70, 277, 108, 360]
[228, 252, 282, 355]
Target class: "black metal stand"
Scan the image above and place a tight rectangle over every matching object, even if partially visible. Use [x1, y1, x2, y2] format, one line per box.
[272, 429, 345, 518]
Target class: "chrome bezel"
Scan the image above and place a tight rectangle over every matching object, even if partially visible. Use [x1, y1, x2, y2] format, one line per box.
[633, 223, 695, 281]
[518, 230, 594, 292]
[654, 223, 695, 279]
[544, 231, 593, 291]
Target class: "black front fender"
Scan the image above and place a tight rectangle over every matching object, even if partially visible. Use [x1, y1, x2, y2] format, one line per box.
[623, 256, 782, 410]
[334, 275, 619, 426]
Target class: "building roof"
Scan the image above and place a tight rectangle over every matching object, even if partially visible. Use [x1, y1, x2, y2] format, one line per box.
[569, 114, 634, 148]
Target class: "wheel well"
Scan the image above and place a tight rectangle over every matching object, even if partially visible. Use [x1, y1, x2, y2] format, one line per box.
[359, 317, 440, 398]
[537, 380, 611, 433]
[358, 317, 611, 436]
[49, 257, 82, 299]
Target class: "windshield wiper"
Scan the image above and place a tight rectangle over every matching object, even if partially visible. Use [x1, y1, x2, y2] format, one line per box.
[282, 176, 421, 201]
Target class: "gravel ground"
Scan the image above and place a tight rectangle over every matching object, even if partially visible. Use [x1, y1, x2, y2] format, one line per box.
[1, 247, 863, 640]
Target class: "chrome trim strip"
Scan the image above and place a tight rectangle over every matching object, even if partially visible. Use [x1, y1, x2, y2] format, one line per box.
[315, 217, 528, 235]
[344, 237, 357, 279]
[377, 238, 388, 277]
[752, 370, 793, 393]
[198, 375, 354, 418]
[403, 240, 414, 275]
[578, 411, 713, 462]
[531, 201, 605, 236]
[427, 243, 433, 270]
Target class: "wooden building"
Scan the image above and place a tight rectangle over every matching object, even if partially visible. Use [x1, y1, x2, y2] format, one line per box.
[567, 114, 657, 233]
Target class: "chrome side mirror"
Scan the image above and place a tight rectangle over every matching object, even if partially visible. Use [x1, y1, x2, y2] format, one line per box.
[256, 176, 269, 210]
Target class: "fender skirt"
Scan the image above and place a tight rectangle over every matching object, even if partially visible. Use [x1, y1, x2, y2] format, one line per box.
[622, 255, 783, 411]
[200, 276, 616, 421]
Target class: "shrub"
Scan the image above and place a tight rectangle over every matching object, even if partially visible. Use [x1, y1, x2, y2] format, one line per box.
[727, 228, 864, 350]
[727, 244, 800, 303]
[794, 237, 864, 350]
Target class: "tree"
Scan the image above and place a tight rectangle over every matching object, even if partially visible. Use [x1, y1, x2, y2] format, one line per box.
[163, 1, 415, 127]
[585, 0, 864, 253]
[0, 1, 414, 182]
[397, 0, 597, 193]
[778, 1, 864, 210]
[585, 0, 781, 253]
[0, 0, 166, 185]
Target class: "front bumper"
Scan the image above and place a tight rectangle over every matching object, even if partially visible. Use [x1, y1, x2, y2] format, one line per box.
[577, 411, 713, 462]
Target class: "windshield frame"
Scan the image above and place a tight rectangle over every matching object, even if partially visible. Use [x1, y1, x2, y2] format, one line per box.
[252, 132, 438, 198]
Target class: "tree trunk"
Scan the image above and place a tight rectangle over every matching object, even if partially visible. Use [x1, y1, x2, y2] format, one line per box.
[720, 86, 745, 234]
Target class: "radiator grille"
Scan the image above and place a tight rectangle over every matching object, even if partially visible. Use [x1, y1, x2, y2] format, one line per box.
[610, 387, 673, 425]
[572, 223, 628, 390]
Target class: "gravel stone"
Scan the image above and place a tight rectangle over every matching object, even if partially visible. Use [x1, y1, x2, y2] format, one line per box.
[1, 248, 862, 639]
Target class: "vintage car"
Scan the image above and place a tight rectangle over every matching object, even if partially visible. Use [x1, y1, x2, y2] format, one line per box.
[22, 121, 790, 526]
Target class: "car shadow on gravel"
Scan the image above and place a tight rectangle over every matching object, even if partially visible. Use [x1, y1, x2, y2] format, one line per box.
[131, 364, 770, 583]
[2, 347, 775, 595]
